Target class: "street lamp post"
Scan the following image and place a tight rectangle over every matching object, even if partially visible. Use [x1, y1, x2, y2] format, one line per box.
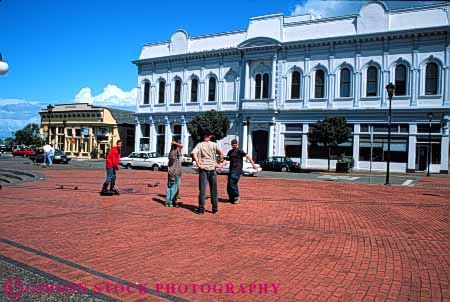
[0, 53, 9, 75]
[385, 83, 395, 185]
[427, 112, 433, 177]
[47, 104, 54, 144]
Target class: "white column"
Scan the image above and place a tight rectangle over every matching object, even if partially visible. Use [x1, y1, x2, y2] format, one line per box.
[353, 124, 360, 170]
[443, 42, 450, 106]
[301, 124, 309, 169]
[271, 54, 277, 99]
[245, 60, 250, 99]
[268, 121, 275, 157]
[135, 122, 141, 152]
[407, 124, 417, 172]
[242, 121, 248, 153]
[181, 120, 189, 154]
[150, 122, 157, 152]
[328, 73, 335, 108]
[411, 50, 419, 107]
[440, 117, 449, 173]
[304, 57, 310, 108]
[164, 118, 171, 155]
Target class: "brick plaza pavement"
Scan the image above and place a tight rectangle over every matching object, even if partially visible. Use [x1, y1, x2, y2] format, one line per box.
[0, 168, 449, 302]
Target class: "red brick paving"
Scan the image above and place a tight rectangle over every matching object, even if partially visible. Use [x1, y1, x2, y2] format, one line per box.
[0, 168, 449, 302]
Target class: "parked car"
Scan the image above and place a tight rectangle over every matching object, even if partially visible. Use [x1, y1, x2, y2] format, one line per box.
[259, 156, 301, 172]
[181, 154, 193, 166]
[12, 146, 35, 157]
[192, 158, 262, 176]
[29, 149, 71, 164]
[120, 151, 168, 171]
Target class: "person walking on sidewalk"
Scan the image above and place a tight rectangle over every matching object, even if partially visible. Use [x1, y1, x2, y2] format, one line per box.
[43, 143, 54, 167]
[191, 132, 224, 215]
[100, 140, 122, 195]
[165, 141, 183, 207]
[225, 139, 257, 204]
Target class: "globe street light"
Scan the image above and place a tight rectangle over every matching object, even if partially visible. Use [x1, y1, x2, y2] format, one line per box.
[385, 82, 395, 185]
[0, 53, 9, 75]
[427, 112, 433, 177]
[47, 104, 54, 144]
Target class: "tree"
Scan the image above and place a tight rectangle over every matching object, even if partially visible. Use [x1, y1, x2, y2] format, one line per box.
[187, 110, 230, 145]
[14, 123, 44, 146]
[309, 116, 352, 171]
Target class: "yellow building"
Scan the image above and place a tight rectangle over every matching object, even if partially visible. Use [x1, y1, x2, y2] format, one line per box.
[39, 103, 135, 159]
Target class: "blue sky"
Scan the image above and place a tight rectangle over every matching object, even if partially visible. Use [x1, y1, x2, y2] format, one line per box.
[0, 0, 443, 138]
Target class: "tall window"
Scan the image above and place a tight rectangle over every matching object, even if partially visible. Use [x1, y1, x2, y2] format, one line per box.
[208, 77, 216, 101]
[172, 125, 182, 144]
[366, 66, 378, 96]
[315, 69, 325, 98]
[255, 74, 262, 99]
[262, 73, 269, 98]
[191, 78, 198, 102]
[156, 125, 165, 156]
[158, 81, 165, 104]
[425, 62, 438, 95]
[395, 65, 407, 96]
[340, 68, 351, 97]
[291, 71, 301, 99]
[174, 79, 181, 103]
[143, 81, 150, 104]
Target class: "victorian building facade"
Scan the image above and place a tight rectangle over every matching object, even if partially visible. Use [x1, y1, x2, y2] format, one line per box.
[133, 1, 450, 173]
[40, 103, 135, 159]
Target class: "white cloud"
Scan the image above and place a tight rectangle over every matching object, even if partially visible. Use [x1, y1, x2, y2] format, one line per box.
[74, 84, 138, 108]
[290, 0, 361, 19]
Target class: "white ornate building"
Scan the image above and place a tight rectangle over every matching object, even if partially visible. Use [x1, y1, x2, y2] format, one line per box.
[133, 0, 450, 173]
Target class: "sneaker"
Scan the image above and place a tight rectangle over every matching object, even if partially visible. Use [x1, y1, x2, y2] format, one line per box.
[233, 197, 240, 204]
[212, 209, 218, 214]
[111, 188, 120, 195]
[195, 208, 205, 215]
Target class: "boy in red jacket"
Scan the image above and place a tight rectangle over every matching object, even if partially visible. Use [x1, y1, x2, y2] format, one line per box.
[101, 140, 122, 195]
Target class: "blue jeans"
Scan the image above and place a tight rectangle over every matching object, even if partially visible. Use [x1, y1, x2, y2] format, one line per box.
[227, 171, 242, 202]
[105, 168, 116, 183]
[198, 169, 218, 212]
[45, 153, 53, 166]
[166, 174, 180, 206]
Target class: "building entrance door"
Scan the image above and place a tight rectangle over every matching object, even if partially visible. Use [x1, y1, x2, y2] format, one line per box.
[99, 144, 107, 158]
[416, 144, 428, 171]
[252, 130, 268, 162]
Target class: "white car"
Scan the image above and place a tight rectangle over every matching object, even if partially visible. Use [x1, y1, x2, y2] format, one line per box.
[120, 152, 168, 171]
[192, 159, 262, 176]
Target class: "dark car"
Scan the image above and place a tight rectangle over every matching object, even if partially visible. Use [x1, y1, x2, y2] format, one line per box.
[30, 149, 71, 164]
[259, 156, 301, 172]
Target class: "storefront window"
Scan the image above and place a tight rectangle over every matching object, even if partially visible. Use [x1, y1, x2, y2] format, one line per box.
[284, 134, 302, 158]
[359, 136, 408, 163]
[156, 125, 165, 156]
[308, 140, 353, 159]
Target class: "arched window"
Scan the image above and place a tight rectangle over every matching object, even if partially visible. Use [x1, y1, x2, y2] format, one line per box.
[158, 81, 165, 104]
[255, 74, 262, 99]
[315, 69, 325, 98]
[366, 66, 378, 96]
[291, 71, 301, 99]
[208, 77, 216, 101]
[262, 73, 269, 99]
[143, 81, 150, 104]
[190, 78, 198, 102]
[174, 79, 181, 103]
[425, 62, 438, 95]
[394, 65, 407, 96]
[340, 68, 351, 97]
